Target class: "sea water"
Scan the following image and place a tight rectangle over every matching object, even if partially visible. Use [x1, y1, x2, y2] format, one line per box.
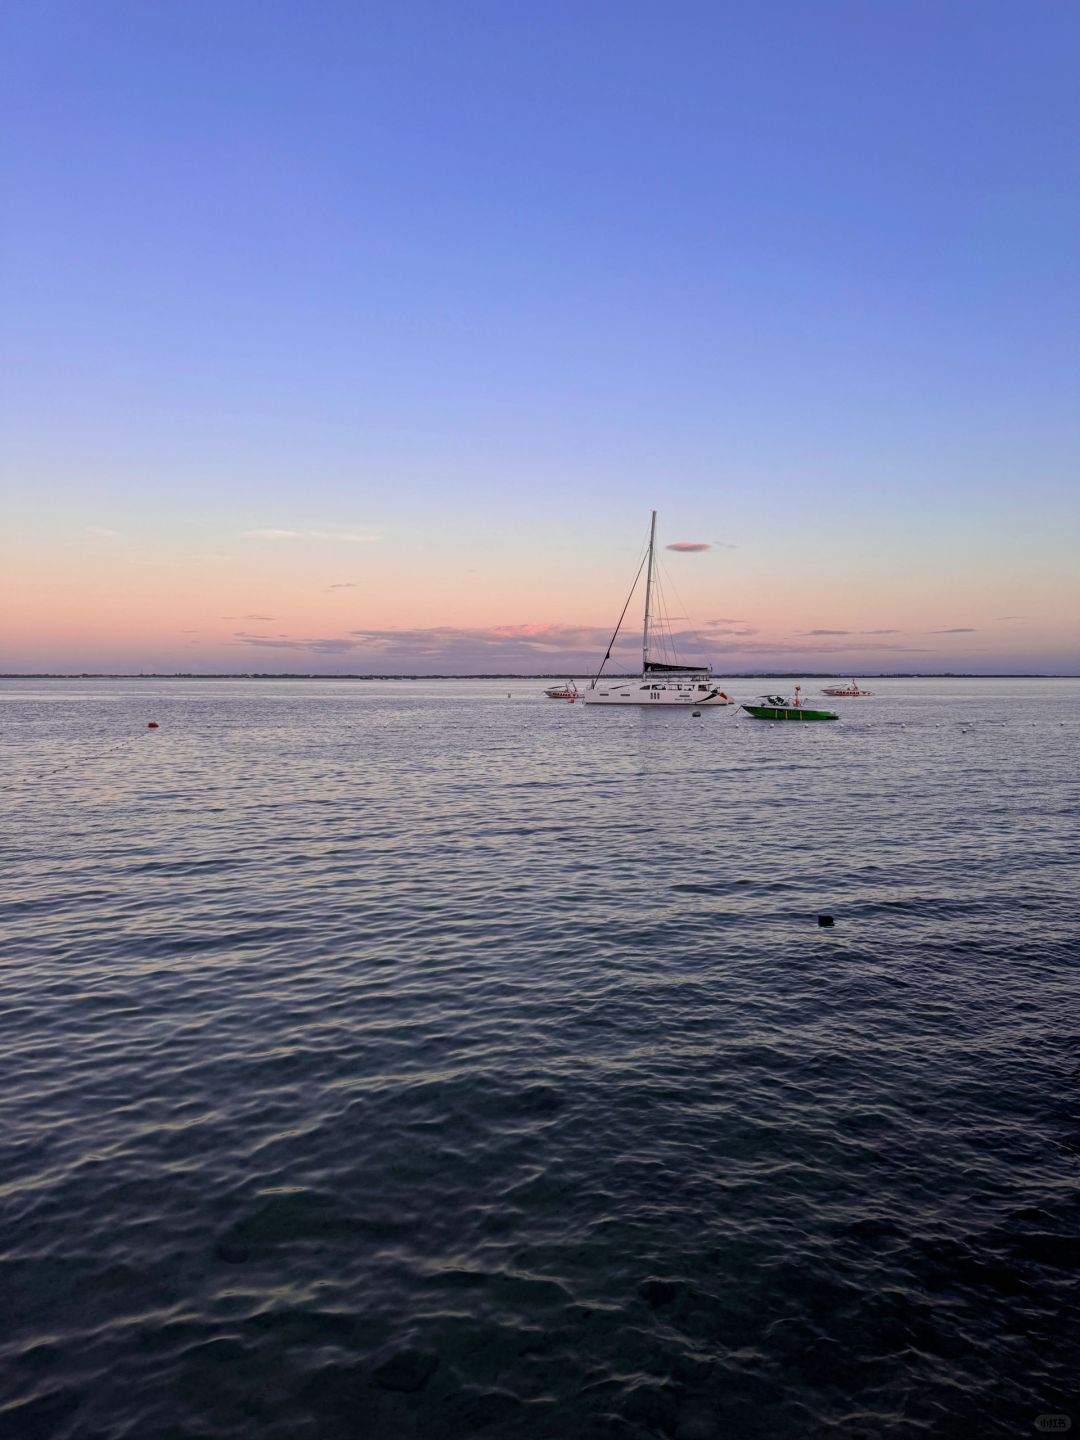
[1, 677, 1077, 1438]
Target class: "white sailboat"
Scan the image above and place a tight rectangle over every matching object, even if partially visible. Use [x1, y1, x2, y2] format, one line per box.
[585, 511, 734, 706]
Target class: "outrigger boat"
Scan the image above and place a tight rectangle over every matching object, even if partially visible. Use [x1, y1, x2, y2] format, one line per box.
[742, 685, 838, 722]
[585, 511, 734, 706]
[822, 679, 874, 697]
[544, 680, 579, 700]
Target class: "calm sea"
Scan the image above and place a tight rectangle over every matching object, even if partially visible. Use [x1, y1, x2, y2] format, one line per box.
[2, 677, 1077, 1440]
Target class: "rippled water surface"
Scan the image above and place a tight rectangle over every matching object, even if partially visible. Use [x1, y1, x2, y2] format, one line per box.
[2, 677, 1078, 1439]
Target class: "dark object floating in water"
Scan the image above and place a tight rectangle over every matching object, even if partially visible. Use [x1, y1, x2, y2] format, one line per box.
[692, 709, 701, 717]
[638, 1277, 678, 1307]
[371, 1347, 440, 1393]
[148, 722, 159, 728]
[818, 915, 835, 927]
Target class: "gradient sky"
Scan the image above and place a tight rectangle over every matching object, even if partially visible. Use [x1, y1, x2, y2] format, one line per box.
[2, 0, 1078, 674]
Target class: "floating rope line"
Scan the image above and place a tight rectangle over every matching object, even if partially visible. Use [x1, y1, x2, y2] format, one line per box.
[1, 724, 161, 796]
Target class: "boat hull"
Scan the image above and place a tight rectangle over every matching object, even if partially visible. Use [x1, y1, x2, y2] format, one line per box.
[587, 683, 733, 706]
[742, 704, 837, 721]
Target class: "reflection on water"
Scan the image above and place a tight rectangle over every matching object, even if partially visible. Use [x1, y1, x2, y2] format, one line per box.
[1, 678, 1078, 1438]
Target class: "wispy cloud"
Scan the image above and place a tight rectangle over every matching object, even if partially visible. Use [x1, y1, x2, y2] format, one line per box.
[797, 627, 902, 637]
[243, 528, 378, 543]
[929, 627, 977, 634]
[226, 622, 930, 669]
[346, 624, 650, 664]
[327, 582, 357, 590]
[666, 542, 710, 552]
[232, 623, 632, 661]
[85, 526, 119, 538]
[995, 615, 1024, 621]
[245, 613, 276, 621]
[233, 633, 361, 655]
[721, 640, 931, 655]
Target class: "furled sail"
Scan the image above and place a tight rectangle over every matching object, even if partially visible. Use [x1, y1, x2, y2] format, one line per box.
[643, 659, 709, 674]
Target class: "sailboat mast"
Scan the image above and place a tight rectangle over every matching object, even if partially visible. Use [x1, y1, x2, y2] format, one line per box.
[642, 509, 657, 672]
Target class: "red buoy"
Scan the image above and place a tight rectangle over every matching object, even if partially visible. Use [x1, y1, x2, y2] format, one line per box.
[148, 722, 159, 729]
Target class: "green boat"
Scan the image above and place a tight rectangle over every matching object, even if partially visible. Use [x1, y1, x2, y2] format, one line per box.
[742, 685, 838, 722]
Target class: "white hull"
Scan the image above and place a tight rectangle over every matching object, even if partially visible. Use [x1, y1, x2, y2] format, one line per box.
[586, 681, 733, 706]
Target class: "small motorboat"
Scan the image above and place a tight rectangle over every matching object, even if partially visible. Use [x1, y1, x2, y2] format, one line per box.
[544, 680, 579, 700]
[742, 685, 838, 722]
[822, 679, 874, 697]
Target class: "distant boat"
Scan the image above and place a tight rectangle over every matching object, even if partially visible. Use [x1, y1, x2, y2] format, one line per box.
[822, 679, 874, 697]
[585, 511, 734, 707]
[743, 685, 838, 722]
[544, 680, 579, 700]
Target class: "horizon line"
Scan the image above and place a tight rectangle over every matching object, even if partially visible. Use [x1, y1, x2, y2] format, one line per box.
[2, 672, 1077, 682]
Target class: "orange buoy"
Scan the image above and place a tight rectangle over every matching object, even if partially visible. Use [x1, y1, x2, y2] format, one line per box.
[148, 722, 159, 729]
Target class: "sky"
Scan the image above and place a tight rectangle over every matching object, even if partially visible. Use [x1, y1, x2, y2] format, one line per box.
[2, 0, 1078, 675]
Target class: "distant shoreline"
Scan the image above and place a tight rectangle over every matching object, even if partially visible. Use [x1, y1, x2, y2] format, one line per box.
[2, 673, 1077, 682]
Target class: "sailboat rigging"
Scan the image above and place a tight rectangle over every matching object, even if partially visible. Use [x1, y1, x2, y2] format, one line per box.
[585, 512, 734, 706]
